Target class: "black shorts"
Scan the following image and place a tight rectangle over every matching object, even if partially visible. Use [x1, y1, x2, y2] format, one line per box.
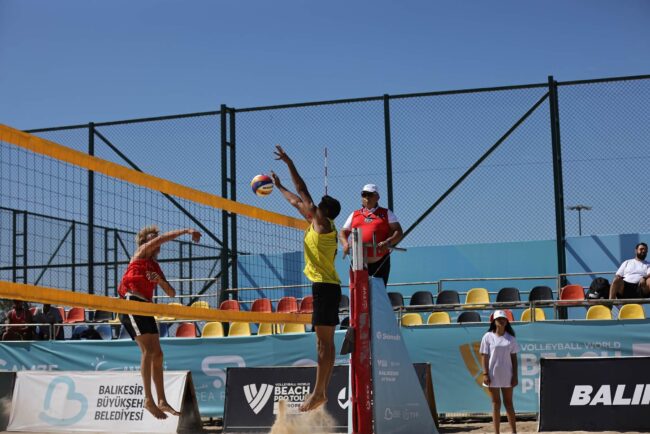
[368, 255, 391, 286]
[621, 281, 644, 299]
[311, 282, 341, 326]
[119, 293, 159, 340]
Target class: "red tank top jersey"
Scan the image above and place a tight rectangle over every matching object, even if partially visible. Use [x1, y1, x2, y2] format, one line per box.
[351, 207, 391, 257]
[118, 258, 165, 300]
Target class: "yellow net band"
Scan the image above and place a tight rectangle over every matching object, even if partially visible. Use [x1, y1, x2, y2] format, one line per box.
[0, 281, 311, 324]
[0, 124, 308, 231]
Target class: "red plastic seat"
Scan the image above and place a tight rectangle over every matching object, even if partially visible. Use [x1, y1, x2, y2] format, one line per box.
[299, 296, 313, 313]
[276, 297, 298, 313]
[219, 300, 240, 311]
[64, 307, 86, 323]
[175, 322, 197, 338]
[251, 298, 272, 313]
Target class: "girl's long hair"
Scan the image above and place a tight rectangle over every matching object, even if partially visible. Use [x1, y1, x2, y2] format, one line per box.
[488, 320, 516, 337]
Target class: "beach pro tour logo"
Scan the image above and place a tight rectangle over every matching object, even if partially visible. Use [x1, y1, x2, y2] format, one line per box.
[243, 383, 273, 414]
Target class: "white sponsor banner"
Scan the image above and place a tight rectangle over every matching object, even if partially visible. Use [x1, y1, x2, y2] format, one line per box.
[8, 371, 188, 433]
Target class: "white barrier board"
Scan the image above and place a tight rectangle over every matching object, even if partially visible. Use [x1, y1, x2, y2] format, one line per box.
[8, 371, 200, 433]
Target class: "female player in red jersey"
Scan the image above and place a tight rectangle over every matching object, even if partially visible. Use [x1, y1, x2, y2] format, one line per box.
[118, 225, 201, 419]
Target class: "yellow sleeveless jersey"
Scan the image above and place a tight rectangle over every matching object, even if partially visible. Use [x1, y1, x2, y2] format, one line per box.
[303, 220, 340, 284]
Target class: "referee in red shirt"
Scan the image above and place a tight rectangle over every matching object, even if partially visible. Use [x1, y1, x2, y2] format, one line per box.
[339, 184, 403, 285]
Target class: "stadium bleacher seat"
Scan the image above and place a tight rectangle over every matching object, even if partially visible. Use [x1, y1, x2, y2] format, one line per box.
[299, 296, 314, 313]
[464, 288, 489, 307]
[276, 297, 298, 313]
[191, 300, 210, 309]
[282, 323, 306, 334]
[560, 284, 585, 301]
[118, 325, 130, 340]
[457, 311, 481, 323]
[339, 294, 350, 311]
[158, 322, 169, 338]
[401, 313, 423, 326]
[496, 287, 521, 303]
[175, 322, 197, 338]
[618, 303, 645, 320]
[219, 300, 239, 311]
[202, 322, 224, 337]
[427, 312, 451, 325]
[228, 322, 251, 337]
[339, 316, 350, 330]
[529, 286, 554, 302]
[65, 307, 86, 324]
[436, 290, 460, 305]
[251, 298, 272, 313]
[95, 324, 113, 340]
[388, 292, 404, 310]
[409, 291, 433, 306]
[258, 323, 275, 335]
[520, 308, 546, 322]
[92, 310, 114, 322]
[586, 305, 612, 320]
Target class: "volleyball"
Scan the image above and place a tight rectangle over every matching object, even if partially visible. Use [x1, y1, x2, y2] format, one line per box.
[251, 174, 274, 197]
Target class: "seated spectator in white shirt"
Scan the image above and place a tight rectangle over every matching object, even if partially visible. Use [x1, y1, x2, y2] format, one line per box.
[609, 243, 650, 299]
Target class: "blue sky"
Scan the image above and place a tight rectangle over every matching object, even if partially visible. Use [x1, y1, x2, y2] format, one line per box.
[1, 0, 649, 249]
[1, 0, 649, 129]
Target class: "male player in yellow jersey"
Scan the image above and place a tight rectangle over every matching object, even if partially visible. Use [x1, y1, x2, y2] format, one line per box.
[271, 145, 342, 412]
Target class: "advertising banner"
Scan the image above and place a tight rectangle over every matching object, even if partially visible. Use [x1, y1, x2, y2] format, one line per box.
[0, 319, 648, 416]
[223, 365, 349, 433]
[539, 356, 650, 432]
[7, 371, 200, 433]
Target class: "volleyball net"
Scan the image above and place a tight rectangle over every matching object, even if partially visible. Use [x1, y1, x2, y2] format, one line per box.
[0, 124, 311, 322]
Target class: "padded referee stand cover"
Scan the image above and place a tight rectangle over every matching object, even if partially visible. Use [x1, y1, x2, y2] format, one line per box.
[370, 277, 438, 433]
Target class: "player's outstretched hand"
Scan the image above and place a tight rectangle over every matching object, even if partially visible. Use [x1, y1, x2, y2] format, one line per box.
[270, 170, 282, 187]
[273, 145, 291, 164]
[188, 229, 201, 243]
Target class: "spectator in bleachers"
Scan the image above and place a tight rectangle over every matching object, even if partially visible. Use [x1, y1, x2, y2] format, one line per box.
[480, 310, 519, 434]
[33, 304, 64, 340]
[609, 242, 650, 299]
[339, 184, 403, 285]
[2, 300, 34, 341]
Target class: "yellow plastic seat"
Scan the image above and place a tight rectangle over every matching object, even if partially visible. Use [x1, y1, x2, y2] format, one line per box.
[191, 300, 210, 309]
[401, 313, 423, 326]
[618, 303, 645, 320]
[520, 308, 546, 322]
[228, 322, 251, 337]
[464, 288, 490, 308]
[586, 305, 612, 320]
[258, 323, 276, 335]
[427, 312, 451, 325]
[281, 323, 306, 334]
[156, 302, 183, 321]
[202, 322, 224, 338]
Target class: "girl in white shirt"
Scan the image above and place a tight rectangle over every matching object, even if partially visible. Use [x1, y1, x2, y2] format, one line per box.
[480, 310, 520, 434]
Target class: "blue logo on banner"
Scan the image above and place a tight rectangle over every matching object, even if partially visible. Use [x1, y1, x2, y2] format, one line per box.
[370, 277, 438, 434]
[39, 376, 88, 426]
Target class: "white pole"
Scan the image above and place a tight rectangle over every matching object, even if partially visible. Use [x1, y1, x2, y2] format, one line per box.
[324, 146, 328, 195]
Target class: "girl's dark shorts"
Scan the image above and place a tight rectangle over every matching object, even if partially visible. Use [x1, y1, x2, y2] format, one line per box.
[311, 282, 341, 326]
[119, 293, 159, 340]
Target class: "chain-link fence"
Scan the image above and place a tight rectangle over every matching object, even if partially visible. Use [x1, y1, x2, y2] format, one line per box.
[4, 74, 648, 295]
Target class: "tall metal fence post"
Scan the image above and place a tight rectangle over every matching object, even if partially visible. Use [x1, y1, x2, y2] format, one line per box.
[229, 107, 238, 292]
[548, 76, 567, 284]
[88, 122, 95, 294]
[383, 94, 394, 211]
[220, 105, 230, 303]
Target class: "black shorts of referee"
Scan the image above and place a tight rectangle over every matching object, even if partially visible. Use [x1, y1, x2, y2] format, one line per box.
[311, 282, 341, 327]
[119, 293, 159, 340]
[621, 280, 647, 299]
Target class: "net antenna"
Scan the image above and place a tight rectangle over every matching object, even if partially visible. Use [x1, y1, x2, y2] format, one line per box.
[324, 146, 328, 196]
